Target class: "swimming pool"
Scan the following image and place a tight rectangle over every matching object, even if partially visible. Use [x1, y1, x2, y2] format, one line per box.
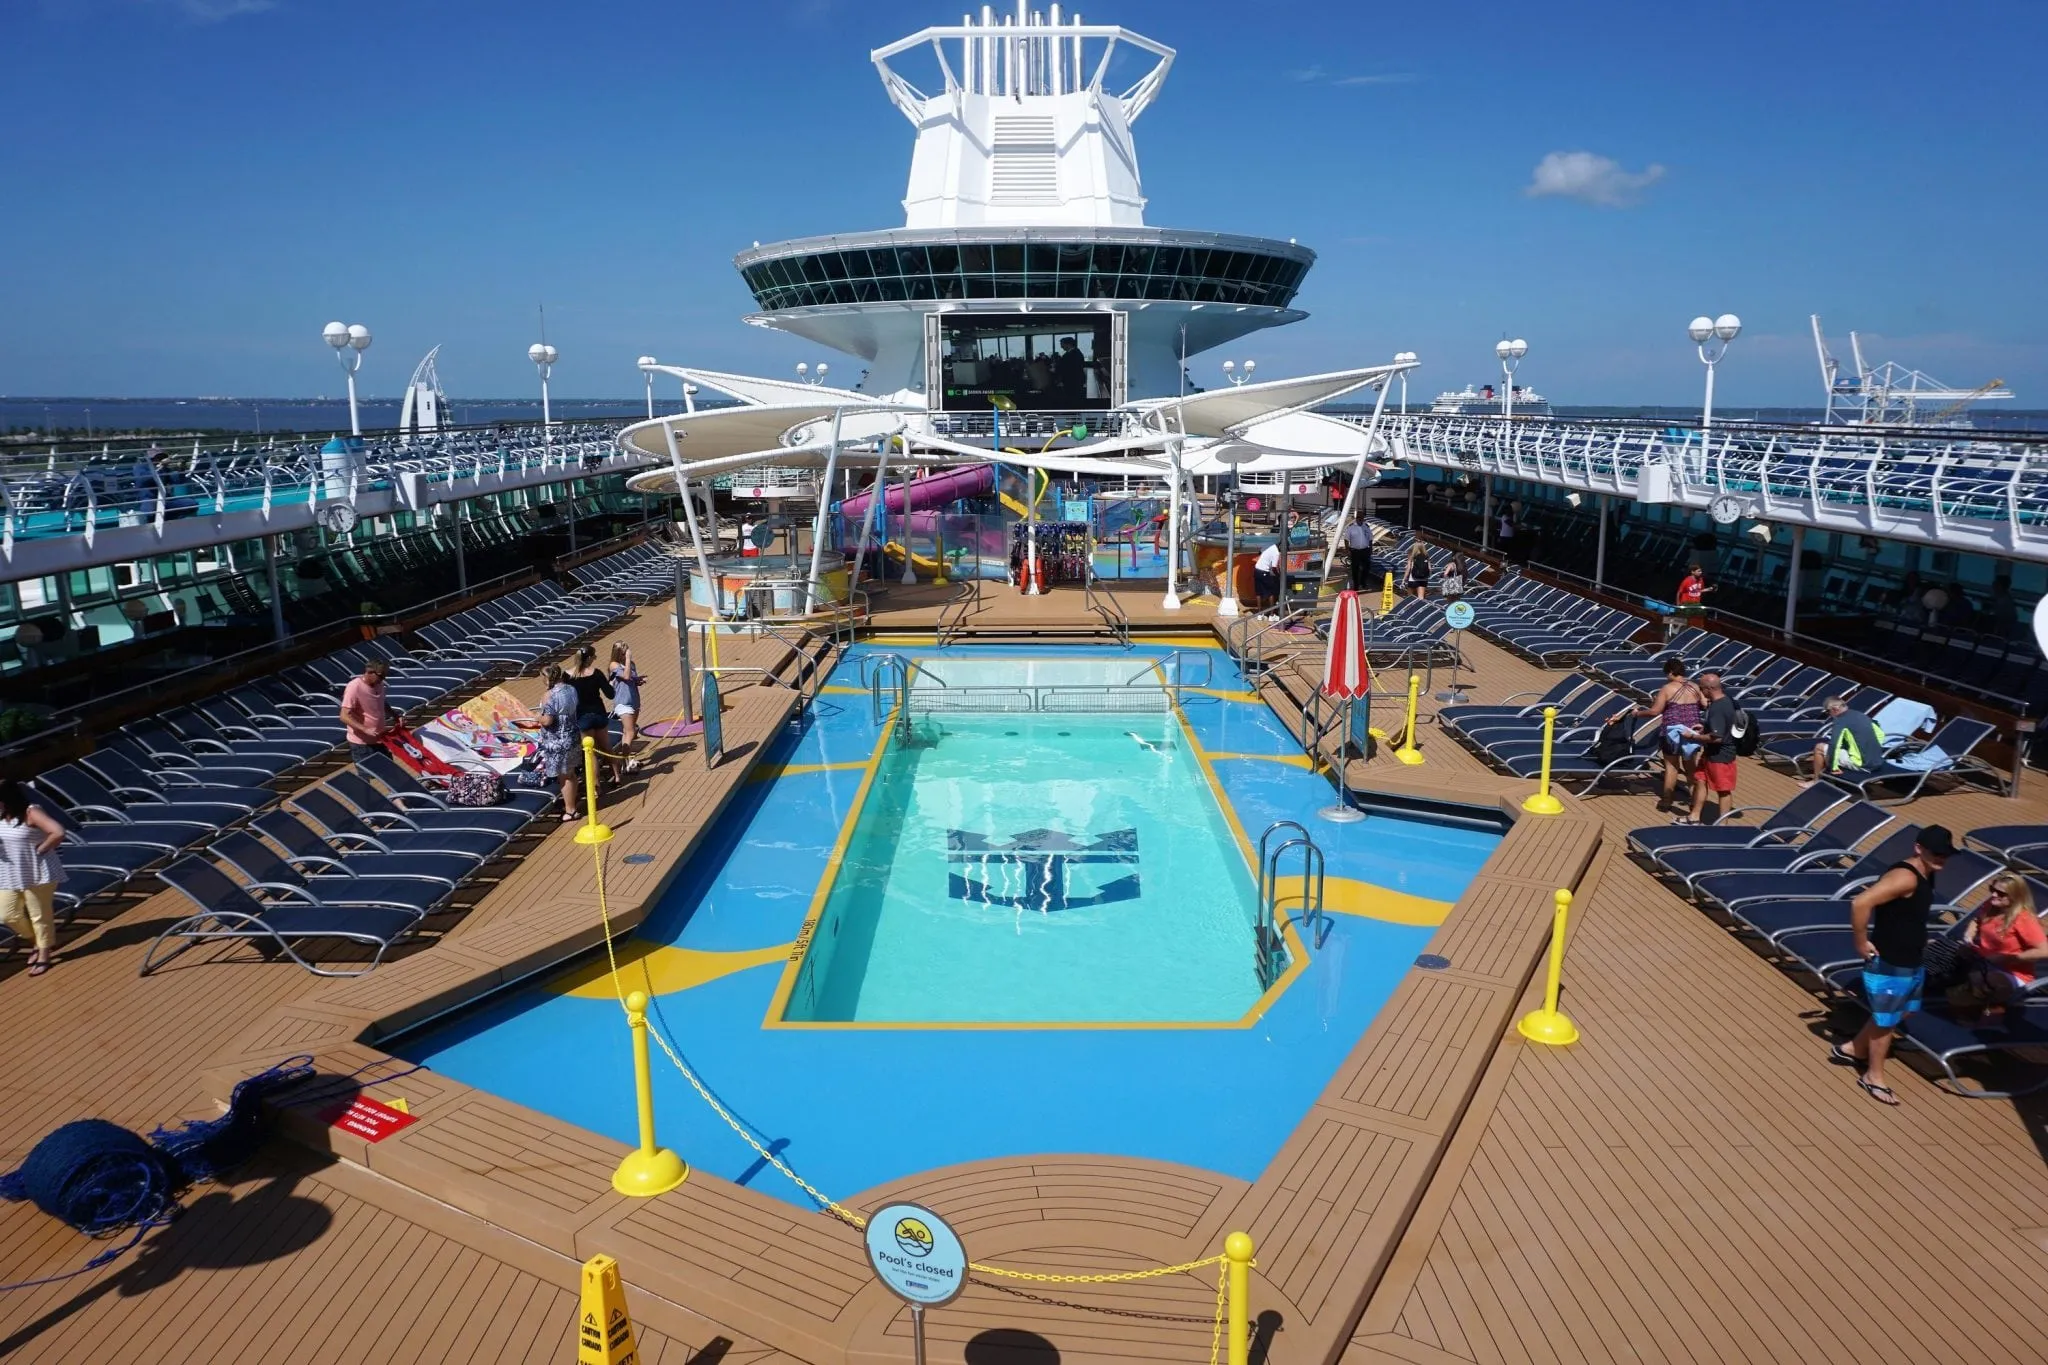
[402, 643, 1501, 1207]
[781, 703, 1261, 1024]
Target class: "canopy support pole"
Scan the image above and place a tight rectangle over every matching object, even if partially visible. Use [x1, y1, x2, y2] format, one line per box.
[1319, 375, 1393, 594]
[804, 407, 844, 615]
[666, 423, 720, 629]
[850, 436, 892, 592]
[1160, 435, 1184, 609]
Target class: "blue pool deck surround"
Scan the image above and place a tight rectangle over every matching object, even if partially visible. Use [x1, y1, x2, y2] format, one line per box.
[402, 643, 1500, 1209]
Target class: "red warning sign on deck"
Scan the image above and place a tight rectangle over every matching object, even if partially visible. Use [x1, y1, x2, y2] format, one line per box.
[328, 1095, 418, 1143]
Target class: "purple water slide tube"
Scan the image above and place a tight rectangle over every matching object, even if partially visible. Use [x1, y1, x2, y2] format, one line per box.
[838, 463, 995, 519]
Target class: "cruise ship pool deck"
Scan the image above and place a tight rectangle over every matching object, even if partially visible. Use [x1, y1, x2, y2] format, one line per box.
[3, 583, 2047, 1365]
[401, 644, 1498, 1203]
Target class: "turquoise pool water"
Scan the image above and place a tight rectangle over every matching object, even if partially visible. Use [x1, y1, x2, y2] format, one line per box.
[786, 711, 1261, 1023]
[402, 644, 1502, 1208]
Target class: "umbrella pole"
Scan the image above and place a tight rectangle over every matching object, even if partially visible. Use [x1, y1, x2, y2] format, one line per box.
[1317, 695, 1364, 823]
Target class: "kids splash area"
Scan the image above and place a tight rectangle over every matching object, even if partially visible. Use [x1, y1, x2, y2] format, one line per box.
[406, 644, 1498, 1202]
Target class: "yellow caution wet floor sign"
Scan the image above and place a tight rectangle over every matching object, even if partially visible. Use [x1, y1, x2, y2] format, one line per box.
[578, 1255, 640, 1365]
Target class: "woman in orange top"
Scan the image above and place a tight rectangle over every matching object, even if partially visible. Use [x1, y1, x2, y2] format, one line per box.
[1949, 874, 2048, 1021]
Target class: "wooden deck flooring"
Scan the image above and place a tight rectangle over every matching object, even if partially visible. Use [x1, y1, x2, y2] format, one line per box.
[4, 596, 2048, 1364]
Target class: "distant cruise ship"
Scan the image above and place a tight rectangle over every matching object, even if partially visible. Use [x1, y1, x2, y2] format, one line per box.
[1430, 383, 1551, 417]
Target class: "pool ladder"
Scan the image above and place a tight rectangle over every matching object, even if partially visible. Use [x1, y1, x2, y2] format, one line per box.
[1256, 821, 1329, 988]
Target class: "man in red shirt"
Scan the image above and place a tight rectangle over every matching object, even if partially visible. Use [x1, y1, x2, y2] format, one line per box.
[339, 658, 391, 765]
[1676, 562, 1710, 613]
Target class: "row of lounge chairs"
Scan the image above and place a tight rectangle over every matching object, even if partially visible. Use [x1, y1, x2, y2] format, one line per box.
[143, 755, 557, 976]
[5, 542, 670, 959]
[1462, 575, 1648, 665]
[1627, 788, 2048, 1097]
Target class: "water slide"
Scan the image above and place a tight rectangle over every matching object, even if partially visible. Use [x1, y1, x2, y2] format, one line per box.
[841, 463, 1008, 579]
[838, 463, 996, 520]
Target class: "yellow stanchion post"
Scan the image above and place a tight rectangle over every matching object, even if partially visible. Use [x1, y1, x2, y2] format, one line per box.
[1520, 706, 1565, 815]
[1380, 570, 1395, 614]
[1516, 889, 1580, 1046]
[611, 990, 689, 1196]
[1393, 673, 1424, 765]
[574, 736, 614, 845]
[576, 1253, 642, 1365]
[1225, 1232, 1254, 1365]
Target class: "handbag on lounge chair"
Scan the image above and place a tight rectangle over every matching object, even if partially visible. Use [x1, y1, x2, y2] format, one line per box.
[1589, 716, 1635, 765]
[445, 770, 506, 807]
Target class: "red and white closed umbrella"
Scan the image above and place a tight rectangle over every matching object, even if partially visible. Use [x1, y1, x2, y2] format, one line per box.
[1322, 589, 1371, 698]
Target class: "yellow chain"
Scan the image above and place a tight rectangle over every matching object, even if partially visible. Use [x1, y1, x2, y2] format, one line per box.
[1209, 1257, 1227, 1365]
[586, 836, 1244, 1296]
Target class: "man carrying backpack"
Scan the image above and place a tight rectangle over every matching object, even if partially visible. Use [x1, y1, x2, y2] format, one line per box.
[1688, 669, 1741, 824]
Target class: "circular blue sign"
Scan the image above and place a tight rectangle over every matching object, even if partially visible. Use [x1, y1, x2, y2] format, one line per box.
[1445, 601, 1475, 632]
[865, 1202, 968, 1307]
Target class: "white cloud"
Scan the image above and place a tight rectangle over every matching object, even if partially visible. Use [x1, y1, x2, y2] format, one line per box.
[1524, 150, 1667, 208]
[1289, 65, 1417, 87]
[146, 0, 276, 19]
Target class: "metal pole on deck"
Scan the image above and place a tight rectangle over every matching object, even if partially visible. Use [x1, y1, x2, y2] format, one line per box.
[1481, 475, 1493, 553]
[1594, 494, 1608, 592]
[263, 532, 287, 642]
[452, 498, 468, 592]
[1783, 524, 1804, 637]
[675, 556, 695, 727]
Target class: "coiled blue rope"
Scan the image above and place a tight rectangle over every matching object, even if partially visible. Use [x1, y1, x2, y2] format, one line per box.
[0, 1055, 316, 1291]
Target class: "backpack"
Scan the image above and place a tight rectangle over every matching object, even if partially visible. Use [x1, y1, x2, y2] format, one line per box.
[1730, 707, 1759, 757]
[1589, 715, 1635, 764]
[445, 770, 505, 807]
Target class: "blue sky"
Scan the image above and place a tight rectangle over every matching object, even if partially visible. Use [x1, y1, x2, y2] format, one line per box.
[3, 0, 2044, 406]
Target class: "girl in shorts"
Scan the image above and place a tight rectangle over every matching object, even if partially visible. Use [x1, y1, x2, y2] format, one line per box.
[607, 641, 646, 783]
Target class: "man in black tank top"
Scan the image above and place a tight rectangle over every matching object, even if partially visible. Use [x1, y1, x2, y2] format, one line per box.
[1832, 826, 1955, 1106]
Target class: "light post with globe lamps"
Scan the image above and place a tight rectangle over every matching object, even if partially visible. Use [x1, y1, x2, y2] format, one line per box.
[638, 356, 659, 418]
[1494, 338, 1528, 421]
[528, 342, 558, 434]
[1689, 314, 1741, 432]
[323, 321, 372, 436]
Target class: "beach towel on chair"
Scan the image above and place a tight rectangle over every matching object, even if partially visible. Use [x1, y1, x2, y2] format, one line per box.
[383, 722, 463, 777]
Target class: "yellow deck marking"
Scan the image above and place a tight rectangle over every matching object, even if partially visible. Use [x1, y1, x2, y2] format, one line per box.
[1206, 750, 1314, 768]
[557, 940, 792, 1000]
[1271, 874, 1453, 927]
[1179, 686, 1263, 702]
[747, 761, 870, 784]
[819, 684, 867, 695]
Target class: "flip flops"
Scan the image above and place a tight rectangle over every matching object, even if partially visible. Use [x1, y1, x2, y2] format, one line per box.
[1857, 1076, 1900, 1106]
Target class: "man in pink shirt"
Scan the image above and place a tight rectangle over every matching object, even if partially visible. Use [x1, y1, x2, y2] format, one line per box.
[340, 658, 392, 765]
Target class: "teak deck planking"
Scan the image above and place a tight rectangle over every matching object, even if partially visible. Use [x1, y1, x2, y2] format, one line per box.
[2, 588, 2046, 1364]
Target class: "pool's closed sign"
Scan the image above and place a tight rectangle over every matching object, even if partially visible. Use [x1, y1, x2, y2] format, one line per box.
[865, 1202, 968, 1307]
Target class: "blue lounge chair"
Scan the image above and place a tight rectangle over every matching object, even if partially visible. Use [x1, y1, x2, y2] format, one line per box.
[209, 830, 454, 916]
[249, 810, 484, 887]
[358, 752, 553, 820]
[1655, 801, 1895, 896]
[1691, 824, 1927, 911]
[145, 857, 423, 977]
[78, 749, 277, 815]
[326, 769, 532, 840]
[1824, 717, 2006, 804]
[1626, 784, 1851, 864]
[1964, 825, 2048, 871]
[1732, 850, 2002, 944]
[290, 788, 511, 863]
[35, 764, 263, 830]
